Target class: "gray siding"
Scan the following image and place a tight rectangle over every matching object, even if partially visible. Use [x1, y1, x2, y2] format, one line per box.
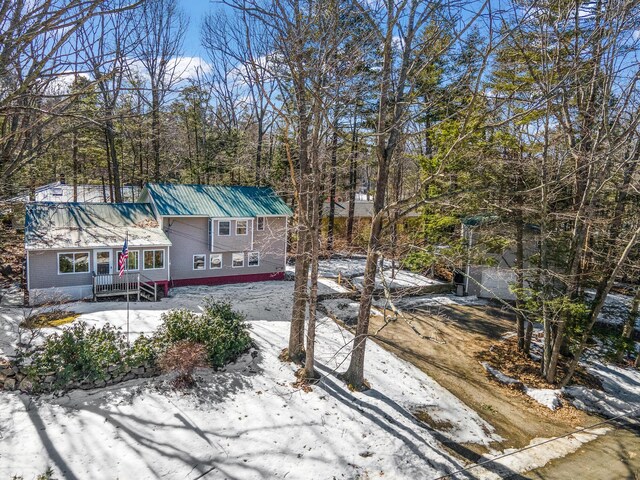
[28, 250, 93, 289]
[164, 216, 286, 281]
[212, 219, 253, 252]
[28, 246, 169, 290]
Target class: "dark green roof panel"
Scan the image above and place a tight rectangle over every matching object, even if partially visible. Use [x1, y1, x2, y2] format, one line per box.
[145, 183, 293, 217]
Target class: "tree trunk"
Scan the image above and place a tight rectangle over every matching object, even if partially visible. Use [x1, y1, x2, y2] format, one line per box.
[152, 92, 161, 182]
[346, 122, 357, 244]
[105, 118, 123, 203]
[72, 131, 78, 202]
[560, 224, 640, 387]
[255, 112, 264, 185]
[616, 286, 640, 362]
[327, 126, 338, 251]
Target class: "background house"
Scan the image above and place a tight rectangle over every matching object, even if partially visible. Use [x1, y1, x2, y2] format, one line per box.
[461, 214, 539, 300]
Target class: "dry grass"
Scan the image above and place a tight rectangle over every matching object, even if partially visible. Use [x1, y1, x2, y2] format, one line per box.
[20, 310, 79, 329]
[477, 337, 602, 390]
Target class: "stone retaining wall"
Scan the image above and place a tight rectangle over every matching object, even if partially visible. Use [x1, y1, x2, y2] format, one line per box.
[1, 362, 159, 393]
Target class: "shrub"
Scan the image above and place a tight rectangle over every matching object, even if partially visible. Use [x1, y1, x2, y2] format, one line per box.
[125, 334, 162, 367]
[158, 340, 207, 388]
[27, 322, 127, 388]
[156, 300, 251, 367]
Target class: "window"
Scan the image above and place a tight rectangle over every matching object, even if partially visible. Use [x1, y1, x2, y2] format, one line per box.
[193, 254, 206, 270]
[256, 217, 265, 231]
[232, 252, 244, 268]
[248, 251, 259, 267]
[236, 220, 248, 235]
[144, 250, 164, 269]
[118, 250, 139, 271]
[210, 254, 222, 269]
[58, 252, 89, 274]
[218, 221, 230, 236]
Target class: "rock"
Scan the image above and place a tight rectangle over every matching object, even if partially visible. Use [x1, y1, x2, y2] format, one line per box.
[0, 368, 14, 377]
[43, 375, 55, 383]
[108, 365, 119, 373]
[18, 378, 33, 392]
[123, 373, 135, 381]
[94, 380, 106, 388]
[0, 373, 6, 383]
[132, 367, 145, 375]
[15, 373, 24, 382]
[4, 378, 16, 390]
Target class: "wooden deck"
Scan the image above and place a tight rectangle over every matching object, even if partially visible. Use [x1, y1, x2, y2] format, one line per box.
[92, 272, 157, 301]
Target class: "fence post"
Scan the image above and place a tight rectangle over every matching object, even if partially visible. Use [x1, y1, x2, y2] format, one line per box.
[137, 274, 140, 302]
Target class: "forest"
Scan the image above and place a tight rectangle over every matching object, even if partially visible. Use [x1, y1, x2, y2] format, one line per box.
[1, 0, 640, 394]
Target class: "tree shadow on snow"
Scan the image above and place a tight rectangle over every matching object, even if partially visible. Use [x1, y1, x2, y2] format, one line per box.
[315, 363, 530, 480]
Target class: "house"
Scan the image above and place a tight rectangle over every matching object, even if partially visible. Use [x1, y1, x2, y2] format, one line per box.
[24, 183, 292, 305]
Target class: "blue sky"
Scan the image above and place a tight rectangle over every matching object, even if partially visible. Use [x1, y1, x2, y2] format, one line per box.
[178, 0, 217, 57]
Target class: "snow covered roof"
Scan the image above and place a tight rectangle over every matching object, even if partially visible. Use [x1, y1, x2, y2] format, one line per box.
[143, 183, 293, 217]
[322, 201, 421, 218]
[7, 182, 141, 203]
[24, 202, 171, 250]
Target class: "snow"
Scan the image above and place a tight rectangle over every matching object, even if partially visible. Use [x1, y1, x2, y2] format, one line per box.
[482, 363, 563, 411]
[352, 269, 443, 291]
[473, 427, 611, 480]
[481, 362, 523, 387]
[563, 361, 640, 420]
[0, 281, 503, 479]
[524, 388, 563, 411]
[376, 294, 486, 312]
[2, 278, 635, 479]
[589, 290, 640, 331]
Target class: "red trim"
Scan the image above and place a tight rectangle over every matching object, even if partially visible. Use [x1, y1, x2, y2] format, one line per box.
[153, 280, 170, 296]
[171, 271, 285, 288]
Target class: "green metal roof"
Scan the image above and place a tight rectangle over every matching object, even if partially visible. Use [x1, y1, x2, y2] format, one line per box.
[144, 183, 293, 217]
[25, 202, 170, 250]
[460, 214, 500, 227]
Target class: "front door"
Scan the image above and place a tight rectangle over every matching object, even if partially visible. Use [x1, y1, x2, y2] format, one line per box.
[94, 249, 113, 284]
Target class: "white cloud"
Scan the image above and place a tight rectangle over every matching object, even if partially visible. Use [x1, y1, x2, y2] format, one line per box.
[167, 56, 212, 82]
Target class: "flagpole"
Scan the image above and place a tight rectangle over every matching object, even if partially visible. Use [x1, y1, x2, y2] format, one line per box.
[126, 230, 130, 346]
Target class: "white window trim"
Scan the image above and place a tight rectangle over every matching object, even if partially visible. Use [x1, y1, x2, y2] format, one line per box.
[248, 251, 260, 267]
[143, 249, 165, 270]
[193, 254, 206, 271]
[210, 254, 223, 269]
[57, 252, 90, 275]
[119, 250, 139, 271]
[236, 219, 248, 236]
[256, 217, 265, 231]
[232, 252, 244, 268]
[218, 220, 231, 236]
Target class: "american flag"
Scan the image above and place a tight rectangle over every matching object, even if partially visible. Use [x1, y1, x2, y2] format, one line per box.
[118, 237, 128, 277]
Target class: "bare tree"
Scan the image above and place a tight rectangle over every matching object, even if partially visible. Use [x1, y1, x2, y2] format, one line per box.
[131, 0, 187, 182]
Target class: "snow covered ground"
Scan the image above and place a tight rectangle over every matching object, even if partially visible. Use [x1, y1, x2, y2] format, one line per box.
[564, 361, 640, 420]
[374, 294, 487, 311]
[595, 290, 640, 330]
[1, 278, 636, 479]
[1, 281, 502, 479]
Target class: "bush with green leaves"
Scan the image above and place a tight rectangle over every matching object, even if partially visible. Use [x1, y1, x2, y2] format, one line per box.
[23, 299, 251, 391]
[26, 322, 127, 388]
[155, 299, 251, 367]
[125, 334, 162, 367]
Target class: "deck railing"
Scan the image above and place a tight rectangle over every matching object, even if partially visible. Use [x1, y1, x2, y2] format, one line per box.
[92, 272, 139, 301]
[92, 272, 157, 301]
